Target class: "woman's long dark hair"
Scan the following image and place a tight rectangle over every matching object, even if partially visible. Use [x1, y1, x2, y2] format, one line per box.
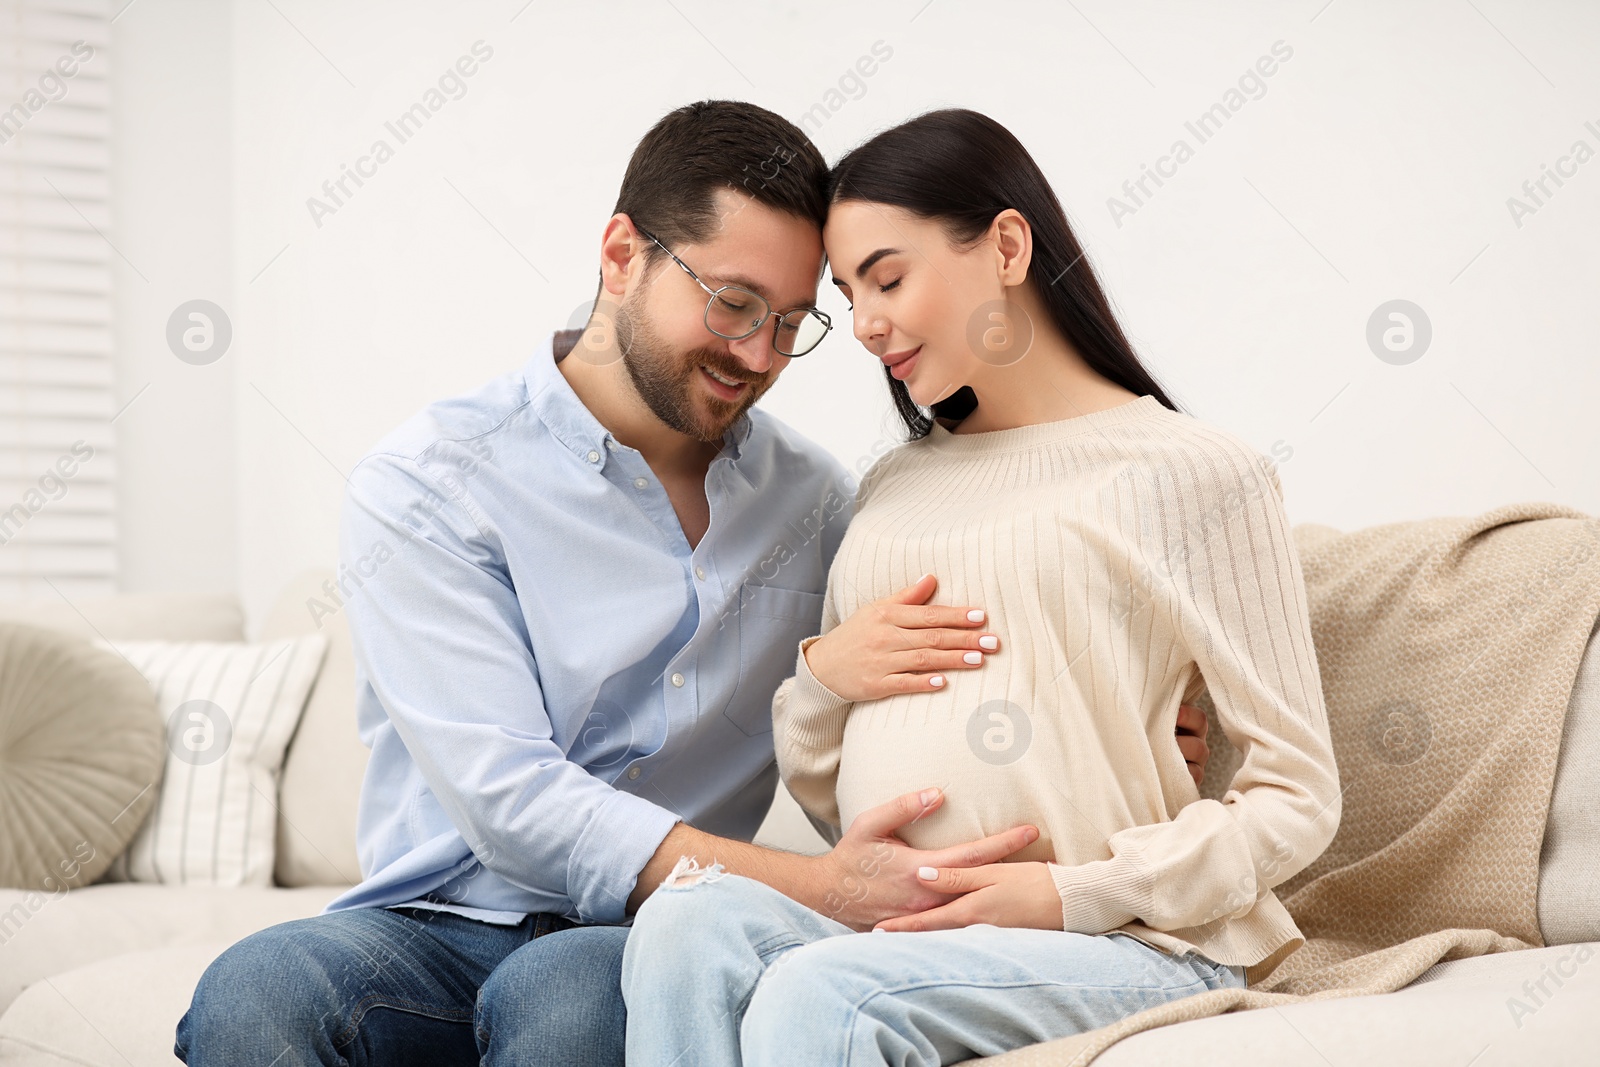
[827, 109, 1184, 439]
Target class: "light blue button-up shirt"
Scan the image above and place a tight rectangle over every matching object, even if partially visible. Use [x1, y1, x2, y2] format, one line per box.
[320, 331, 854, 926]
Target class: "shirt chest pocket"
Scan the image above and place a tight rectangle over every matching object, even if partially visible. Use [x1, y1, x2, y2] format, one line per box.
[725, 583, 825, 737]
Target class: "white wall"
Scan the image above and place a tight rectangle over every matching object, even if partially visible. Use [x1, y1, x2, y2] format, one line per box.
[109, 0, 236, 595]
[110, 0, 1599, 625]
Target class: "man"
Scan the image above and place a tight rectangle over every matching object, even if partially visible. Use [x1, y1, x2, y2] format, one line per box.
[176, 100, 1212, 1066]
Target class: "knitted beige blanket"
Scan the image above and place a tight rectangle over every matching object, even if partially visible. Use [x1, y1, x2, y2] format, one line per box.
[969, 502, 1600, 1067]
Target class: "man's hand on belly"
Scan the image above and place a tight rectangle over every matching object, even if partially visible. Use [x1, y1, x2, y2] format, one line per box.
[809, 786, 1040, 932]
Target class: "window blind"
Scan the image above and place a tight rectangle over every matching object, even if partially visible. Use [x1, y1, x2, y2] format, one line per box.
[0, 0, 114, 600]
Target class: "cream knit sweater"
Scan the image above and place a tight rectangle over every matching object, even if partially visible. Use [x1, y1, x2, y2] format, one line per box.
[771, 394, 1342, 969]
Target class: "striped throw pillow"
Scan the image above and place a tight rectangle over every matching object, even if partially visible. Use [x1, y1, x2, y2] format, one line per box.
[96, 635, 328, 886]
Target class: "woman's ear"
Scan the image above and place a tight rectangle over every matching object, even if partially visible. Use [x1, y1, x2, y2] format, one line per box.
[990, 209, 1034, 287]
[598, 214, 649, 299]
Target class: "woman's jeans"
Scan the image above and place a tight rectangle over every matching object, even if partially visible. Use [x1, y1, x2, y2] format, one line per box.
[620, 863, 1246, 1067]
[175, 903, 630, 1066]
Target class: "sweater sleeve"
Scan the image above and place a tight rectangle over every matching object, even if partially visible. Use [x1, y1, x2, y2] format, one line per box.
[1046, 450, 1343, 935]
[771, 592, 853, 839]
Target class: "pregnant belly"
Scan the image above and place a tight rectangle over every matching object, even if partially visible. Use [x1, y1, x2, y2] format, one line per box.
[833, 708, 1060, 865]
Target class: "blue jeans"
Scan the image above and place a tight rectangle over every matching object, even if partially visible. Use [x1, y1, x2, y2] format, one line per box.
[620, 864, 1245, 1067]
[175, 903, 630, 1066]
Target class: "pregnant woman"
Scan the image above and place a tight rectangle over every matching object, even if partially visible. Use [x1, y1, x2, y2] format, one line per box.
[620, 108, 1342, 1066]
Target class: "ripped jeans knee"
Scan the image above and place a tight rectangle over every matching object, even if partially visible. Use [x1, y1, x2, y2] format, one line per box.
[658, 854, 728, 890]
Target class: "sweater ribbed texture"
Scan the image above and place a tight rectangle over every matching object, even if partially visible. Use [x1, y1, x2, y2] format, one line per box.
[772, 394, 1342, 968]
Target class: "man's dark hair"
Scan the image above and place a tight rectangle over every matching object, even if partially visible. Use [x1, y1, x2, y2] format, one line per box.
[612, 99, 829, 269]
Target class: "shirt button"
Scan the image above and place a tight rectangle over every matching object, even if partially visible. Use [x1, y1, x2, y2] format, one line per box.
[627, 766, 641, 780]
[633, 477, 648, 489]
[606, 439, 618, 451]
[586, 450, 600, 463]
[670, 672, 685, 688]
[694, 566, 706, 580]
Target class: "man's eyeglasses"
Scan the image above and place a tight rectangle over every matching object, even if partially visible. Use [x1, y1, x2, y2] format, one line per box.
[635, 226, 832, 357]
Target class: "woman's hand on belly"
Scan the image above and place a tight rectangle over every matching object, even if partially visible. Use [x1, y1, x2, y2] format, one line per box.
[805, 574, 1001, 701]
[869, 859, 1063, 933]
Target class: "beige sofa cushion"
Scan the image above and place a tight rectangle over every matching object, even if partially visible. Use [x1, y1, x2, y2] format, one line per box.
[2, 928, 1593, 1067]
[260, 570, 368, 887]
[0, 941, 225, 1067]
[754, 782, 831, 855]
[0, 625, 164, 892]
[0, 882, 342, 1017]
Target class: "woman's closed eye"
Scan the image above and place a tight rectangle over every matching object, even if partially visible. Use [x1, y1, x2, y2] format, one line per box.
[829, 276, 900, 310]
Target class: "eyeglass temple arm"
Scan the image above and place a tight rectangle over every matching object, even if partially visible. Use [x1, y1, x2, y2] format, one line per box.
[636, 227, 720, 299]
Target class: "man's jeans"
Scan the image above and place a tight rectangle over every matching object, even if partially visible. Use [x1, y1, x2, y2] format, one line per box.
[620, 864, 1246, 1067]
[175, 903, 629, 1066]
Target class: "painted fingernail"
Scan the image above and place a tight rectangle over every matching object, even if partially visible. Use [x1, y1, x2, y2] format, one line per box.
[979, 635, 998, 650]
[930, 675, 945, 687]
[964, 651, 982, 664]
[967, 609, 985, 622]
[918, 866, 938, 880]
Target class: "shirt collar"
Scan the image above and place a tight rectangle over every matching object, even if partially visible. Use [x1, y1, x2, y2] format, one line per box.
[523, 330, 754, 471]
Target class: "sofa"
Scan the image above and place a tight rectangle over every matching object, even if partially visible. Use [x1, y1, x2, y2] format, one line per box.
[0, 567, 1595, 1065]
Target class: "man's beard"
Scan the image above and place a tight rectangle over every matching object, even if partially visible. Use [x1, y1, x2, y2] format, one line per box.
[615, 295, 766, 444]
